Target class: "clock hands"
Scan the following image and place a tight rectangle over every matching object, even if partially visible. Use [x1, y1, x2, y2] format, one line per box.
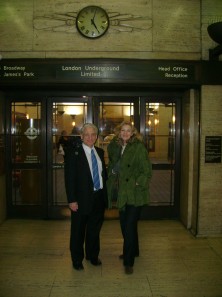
[91, 20, 100, 34]
[91, 8, 100, 34]
[92, 7, 97, 22]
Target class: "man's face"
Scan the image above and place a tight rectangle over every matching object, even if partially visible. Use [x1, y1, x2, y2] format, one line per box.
[81, 127, 97, 148]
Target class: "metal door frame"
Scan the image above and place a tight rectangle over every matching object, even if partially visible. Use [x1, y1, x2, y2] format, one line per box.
[91, 94, 182, 219]
[5, 90, 182, 219]
[140, 95, 181, 219]
[5, 92, 48, 218]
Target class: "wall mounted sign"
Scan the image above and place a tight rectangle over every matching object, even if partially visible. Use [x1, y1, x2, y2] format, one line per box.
[205, 136, 221, 163]
[0, 59, 198, 85]
[0, 59, 221, 86]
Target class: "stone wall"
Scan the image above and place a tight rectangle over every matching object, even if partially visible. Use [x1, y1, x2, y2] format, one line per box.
[0, 0, 221, 60]
[198, 85, 222, 236]
[0, 0, 203, 60]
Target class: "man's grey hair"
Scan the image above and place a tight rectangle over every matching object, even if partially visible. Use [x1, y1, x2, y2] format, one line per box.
[80, 123, 98, 135]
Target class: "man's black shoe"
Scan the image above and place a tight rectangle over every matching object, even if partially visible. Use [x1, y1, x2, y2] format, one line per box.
[90, 258, 102, 266]
[73, 261, 84, 270]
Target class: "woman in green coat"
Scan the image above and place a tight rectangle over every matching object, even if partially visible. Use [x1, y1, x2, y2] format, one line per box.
[107, 121, 152, 274]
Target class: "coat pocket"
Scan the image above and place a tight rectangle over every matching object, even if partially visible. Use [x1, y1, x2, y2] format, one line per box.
[107, 174, 119, 208]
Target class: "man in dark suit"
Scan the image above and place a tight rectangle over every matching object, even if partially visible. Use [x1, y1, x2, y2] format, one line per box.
[64, 123, 107, 271]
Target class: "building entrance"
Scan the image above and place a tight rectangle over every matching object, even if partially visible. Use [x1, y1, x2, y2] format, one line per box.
[6, 94, 181, 219]
[94, 97, 180, 219]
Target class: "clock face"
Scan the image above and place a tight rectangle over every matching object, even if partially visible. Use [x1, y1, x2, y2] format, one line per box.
[76, 6, 109, 39]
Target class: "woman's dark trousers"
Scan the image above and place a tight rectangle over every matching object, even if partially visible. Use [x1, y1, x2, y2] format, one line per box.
[119, 205, 142, 267]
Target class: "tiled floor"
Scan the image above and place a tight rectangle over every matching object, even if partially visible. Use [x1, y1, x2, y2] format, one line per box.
[0, 219, 222, 297]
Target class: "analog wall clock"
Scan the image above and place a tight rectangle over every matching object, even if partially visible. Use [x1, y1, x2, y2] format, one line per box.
[76, 6, 109, 39]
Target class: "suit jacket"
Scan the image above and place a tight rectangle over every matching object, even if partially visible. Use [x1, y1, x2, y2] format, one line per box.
[64, 142, 108, 215]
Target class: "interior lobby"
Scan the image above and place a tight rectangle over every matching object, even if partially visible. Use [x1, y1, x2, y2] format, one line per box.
[0, 1, 222, 296]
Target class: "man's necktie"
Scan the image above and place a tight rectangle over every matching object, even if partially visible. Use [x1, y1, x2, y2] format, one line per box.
[91, 149, 100, 190]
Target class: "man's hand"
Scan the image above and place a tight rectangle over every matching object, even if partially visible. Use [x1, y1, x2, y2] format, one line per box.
[69, 202, 78, 212]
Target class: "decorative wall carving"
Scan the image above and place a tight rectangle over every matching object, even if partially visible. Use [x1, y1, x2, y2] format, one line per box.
[33, 11, 152, 34]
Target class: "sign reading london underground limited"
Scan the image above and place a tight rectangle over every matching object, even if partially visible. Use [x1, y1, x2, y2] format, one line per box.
[0, 59, 198, 85]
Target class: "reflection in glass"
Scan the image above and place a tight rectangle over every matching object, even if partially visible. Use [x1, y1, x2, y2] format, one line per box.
[145, 102, 176, 164]
[11, 102, 41, 164]
[12, 169, 41, 205]
[98, 102, 134, 165]
[145, 102, 176, 206]
[10, 102, 42, 206]
[52, 102, 86, 164]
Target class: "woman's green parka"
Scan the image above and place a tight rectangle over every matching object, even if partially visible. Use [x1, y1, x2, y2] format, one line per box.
[106, 136, 152, 210]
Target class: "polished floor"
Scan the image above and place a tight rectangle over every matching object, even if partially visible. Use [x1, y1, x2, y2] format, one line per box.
[0, 219, 222, 297]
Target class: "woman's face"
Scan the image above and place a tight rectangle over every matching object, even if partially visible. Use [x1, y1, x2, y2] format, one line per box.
[120, 124, 133, 143]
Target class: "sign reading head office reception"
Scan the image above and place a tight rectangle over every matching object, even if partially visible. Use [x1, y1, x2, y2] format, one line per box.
[1, 59, 222, 86]
[0, 59, 200, 86]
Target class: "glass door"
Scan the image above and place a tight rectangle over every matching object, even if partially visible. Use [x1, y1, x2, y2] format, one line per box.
[140, 98, 181, 218]
[47, 98, 91, 218]
[7, 97, 91, 219]
[93, 97, 139, 218]
[96, 101, 137, 165]
[7, 100, 47, 218]
[6, 95, 180, 219]
[94, 96, 181, 219]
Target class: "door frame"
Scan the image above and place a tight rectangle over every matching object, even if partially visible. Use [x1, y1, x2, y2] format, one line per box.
[5, 89, 183, 219]
[140, 95, 181, 219]
[5, 92, 48, 218]
[91, 94, 182, 219]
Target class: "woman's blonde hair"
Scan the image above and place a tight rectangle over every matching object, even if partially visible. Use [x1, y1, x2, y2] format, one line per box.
[114, 121, 143, 144]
